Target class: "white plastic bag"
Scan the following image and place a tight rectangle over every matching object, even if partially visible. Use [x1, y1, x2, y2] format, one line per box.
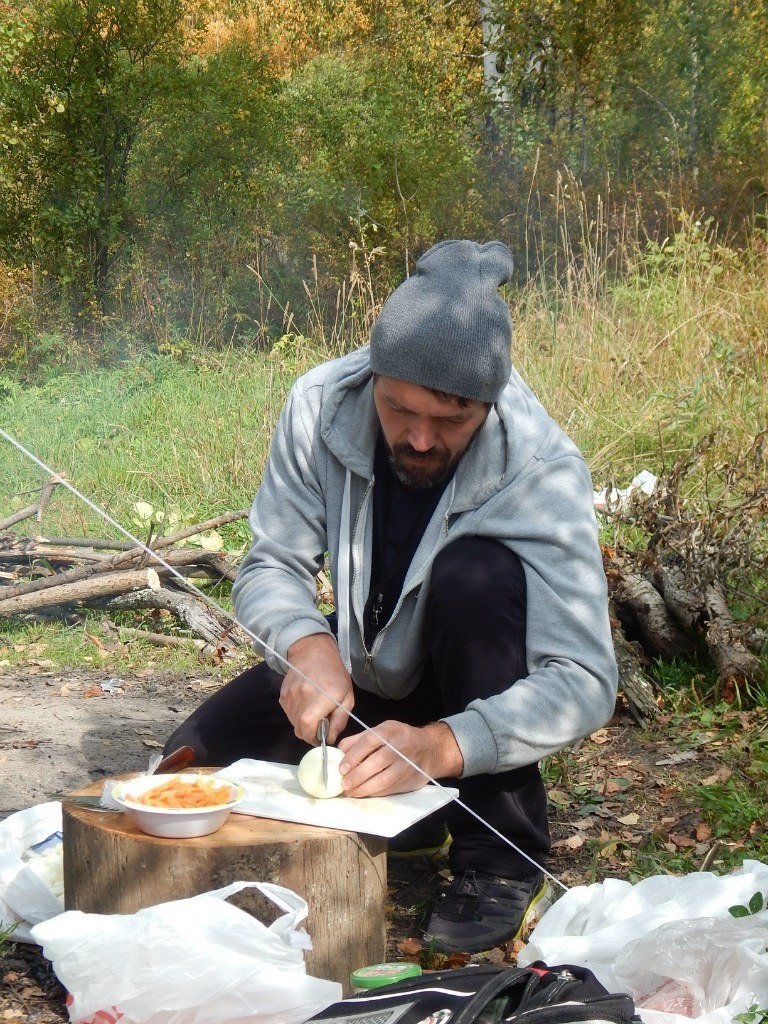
[31, 880, 342, 1024]
[614, 913, 768, 1024]
[520, 859, 768, 1024]
[0, 801, 64, 942]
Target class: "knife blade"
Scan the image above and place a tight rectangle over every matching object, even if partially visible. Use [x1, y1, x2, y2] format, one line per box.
[63, 794, 117, 813]
[316, 718, 329, 790]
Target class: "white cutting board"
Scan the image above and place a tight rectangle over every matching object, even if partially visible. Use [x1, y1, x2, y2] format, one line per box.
[216, 758, 459, 838]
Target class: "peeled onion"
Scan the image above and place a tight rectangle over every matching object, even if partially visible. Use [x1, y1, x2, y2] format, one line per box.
[297, 745, 345, 799]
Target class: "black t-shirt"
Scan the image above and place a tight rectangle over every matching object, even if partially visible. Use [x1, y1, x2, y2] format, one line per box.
[363, 435, 453, 647]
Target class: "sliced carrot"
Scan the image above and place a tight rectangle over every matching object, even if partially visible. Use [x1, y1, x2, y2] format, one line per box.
[132, 776, 232, 808]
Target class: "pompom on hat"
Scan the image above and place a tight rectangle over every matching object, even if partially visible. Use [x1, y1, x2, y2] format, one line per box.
[369, 239, 514, 403]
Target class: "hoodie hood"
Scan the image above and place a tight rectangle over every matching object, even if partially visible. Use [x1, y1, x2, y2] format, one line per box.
[314, 346, 575, 510]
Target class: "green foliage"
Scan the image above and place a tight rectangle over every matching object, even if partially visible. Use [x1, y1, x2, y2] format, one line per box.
[0, 0, 211, 316]
[729, 891, 767, 919]
[123, 35, 281, 348]
[264, 50, 483, 299]
[0, 919, 18, 949]
[734, 1006, 768, 1024]
[696, 776, 766, 840]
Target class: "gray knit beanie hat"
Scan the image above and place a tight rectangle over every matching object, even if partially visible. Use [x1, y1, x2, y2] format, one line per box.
[369, 239, 514, 403]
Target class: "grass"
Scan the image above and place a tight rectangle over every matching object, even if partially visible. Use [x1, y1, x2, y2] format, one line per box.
[0, 921, 18, 951]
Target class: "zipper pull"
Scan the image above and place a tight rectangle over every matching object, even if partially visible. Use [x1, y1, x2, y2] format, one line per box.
[364, 652, 373, 673]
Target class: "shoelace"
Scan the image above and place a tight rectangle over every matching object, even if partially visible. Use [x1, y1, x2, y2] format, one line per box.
[441, 870, 534, 920]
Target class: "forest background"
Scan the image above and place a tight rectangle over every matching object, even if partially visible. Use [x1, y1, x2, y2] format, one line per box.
[0, 0, 767, 886]
[1, 0, 768, 356]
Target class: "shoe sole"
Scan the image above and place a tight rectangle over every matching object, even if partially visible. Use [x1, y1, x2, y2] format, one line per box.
[509, 877, 551, 943]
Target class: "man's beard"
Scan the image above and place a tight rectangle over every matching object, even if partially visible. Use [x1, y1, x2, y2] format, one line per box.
[387, 442, 459, 489]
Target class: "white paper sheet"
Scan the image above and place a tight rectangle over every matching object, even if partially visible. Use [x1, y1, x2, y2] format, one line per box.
[215, 758, 459, 838]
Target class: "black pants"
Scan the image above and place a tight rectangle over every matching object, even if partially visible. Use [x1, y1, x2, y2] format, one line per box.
[165, 537, 550, 877]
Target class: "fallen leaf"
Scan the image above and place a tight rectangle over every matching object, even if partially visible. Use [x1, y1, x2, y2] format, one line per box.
[443, 952, 471, 968]
[617, 812, 640, 826]
[701, 765, 732, 785]
[604, 778, 630, 795]
[695, 822, 712, 841]
[552, 834, 585, 851]
[397, 937, 422, 956]
[60, 685, 71, 696]
[83, 685, 103, 698]
[485, 947, 506, 964]
[572, 816, 597, 830]
[142, 738, 163, 749]
[668, 833, 697, 848]
[547, 788, 572, 806]
[656, 751, 699, 766]
[590, 729, 610, 744]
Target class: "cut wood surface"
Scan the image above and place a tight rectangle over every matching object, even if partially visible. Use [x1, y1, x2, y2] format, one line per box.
[63, 776, 387, 993]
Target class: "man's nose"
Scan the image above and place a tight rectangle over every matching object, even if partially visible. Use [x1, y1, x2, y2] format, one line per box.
[407, 419, 436, 451]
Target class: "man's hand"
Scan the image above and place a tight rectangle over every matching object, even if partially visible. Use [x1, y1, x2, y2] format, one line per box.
[280, 633, 354, 744]
[337, 720, 463, 797]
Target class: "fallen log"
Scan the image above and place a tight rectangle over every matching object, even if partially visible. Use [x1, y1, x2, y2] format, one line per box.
[0, 547, 238, 616]
[608, 563, 694, 661]
[0, 545, 238, 602]
[99, 587, 250, 650]
[612, 622, 660, 727]
[653, 564, 764, 688]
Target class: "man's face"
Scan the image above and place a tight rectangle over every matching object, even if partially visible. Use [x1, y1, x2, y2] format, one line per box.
[373, 376, 490, 489]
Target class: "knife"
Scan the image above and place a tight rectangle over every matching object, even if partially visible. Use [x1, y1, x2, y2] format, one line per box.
[316, 719, 329, 790]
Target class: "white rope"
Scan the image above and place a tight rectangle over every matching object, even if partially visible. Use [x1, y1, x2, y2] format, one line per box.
[0, 426, 568, 893]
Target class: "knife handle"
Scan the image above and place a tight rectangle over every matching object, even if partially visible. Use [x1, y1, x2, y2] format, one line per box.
[156, 744, 196, 773]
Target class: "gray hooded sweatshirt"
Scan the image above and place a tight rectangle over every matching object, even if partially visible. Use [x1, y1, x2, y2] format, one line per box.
[232, 347, 618, 778]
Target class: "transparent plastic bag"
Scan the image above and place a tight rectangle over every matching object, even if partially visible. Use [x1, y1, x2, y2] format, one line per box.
[0, 801, 64, 941]
[31, 880, 342, 1024]
[520, 860, 768, 1024]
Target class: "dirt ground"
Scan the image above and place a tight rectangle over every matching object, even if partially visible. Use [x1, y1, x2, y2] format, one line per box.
[0, 667, 749, 1024]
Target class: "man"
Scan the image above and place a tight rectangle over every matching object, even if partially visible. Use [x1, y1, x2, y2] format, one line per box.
[164, 239, 618, 953]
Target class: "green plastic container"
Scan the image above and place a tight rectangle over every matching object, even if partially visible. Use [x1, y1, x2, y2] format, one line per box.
[350, 962, 423, 992]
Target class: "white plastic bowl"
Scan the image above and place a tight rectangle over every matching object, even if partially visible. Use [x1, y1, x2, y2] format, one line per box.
[111, 773, 246, 839]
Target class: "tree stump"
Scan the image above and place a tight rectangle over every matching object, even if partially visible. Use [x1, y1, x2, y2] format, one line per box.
[62, 777, 387, 992]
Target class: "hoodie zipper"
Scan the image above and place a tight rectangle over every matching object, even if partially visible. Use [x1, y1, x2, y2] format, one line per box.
[361, 485, 457, 675]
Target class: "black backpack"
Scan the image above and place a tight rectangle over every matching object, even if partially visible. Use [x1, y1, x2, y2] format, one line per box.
[308, 961, 641, 1024]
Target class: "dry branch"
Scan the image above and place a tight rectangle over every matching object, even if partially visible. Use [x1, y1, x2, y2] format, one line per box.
[98, 587, 249, 651]
[0, 509, 249, 648]
[0, 476, 63, 530]
[602, 430, 767, 698]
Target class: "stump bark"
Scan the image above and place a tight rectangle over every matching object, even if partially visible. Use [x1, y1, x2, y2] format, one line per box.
[63, 778, 387, 993]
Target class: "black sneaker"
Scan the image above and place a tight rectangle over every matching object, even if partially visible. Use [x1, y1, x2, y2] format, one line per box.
[388, 817, 450, 858]
[423, 868, 548, 953]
